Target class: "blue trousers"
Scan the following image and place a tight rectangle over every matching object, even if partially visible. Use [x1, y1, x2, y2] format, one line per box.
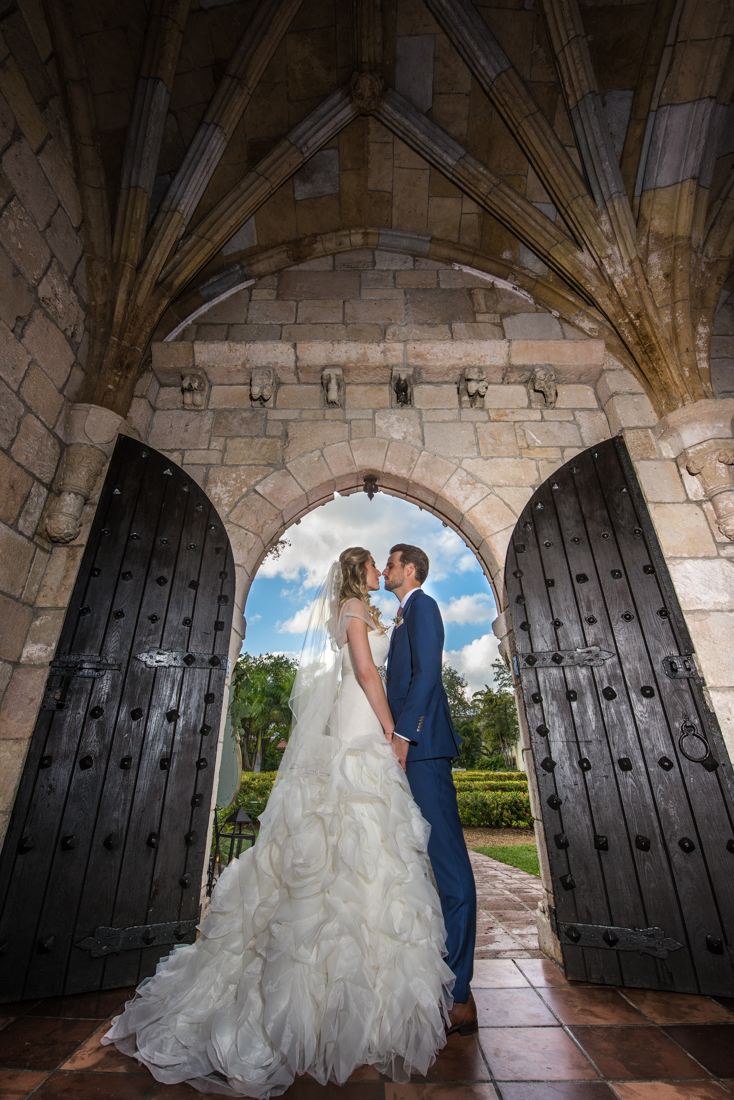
[406, 757, 476, 1002]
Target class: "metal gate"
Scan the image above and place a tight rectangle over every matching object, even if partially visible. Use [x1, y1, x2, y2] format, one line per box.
[506, 437, 734, 994]
[0, 436, 235, 1001]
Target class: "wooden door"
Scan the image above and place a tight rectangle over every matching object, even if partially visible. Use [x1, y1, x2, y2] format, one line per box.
[0, 436, 235, 1001]
[506, 437, 734, 994]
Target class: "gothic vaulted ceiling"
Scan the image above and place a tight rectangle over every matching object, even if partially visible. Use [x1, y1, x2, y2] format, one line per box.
[48, 0, 734, 416]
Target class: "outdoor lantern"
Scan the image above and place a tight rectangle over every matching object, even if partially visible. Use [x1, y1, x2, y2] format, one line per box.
[207, 807, 257, 896]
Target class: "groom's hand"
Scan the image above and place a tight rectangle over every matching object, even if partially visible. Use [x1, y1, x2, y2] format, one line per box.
[392, 736, 409, 771]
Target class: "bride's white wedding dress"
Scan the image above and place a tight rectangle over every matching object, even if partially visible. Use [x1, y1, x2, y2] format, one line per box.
[103, 609, 454, 1097]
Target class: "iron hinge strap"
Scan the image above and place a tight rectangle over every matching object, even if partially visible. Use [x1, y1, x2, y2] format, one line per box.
[75, 919, 198, 957]
[41, 655, 121, 711]
[557, 920, 684, 959]
[135, 650, 231, 676]
[514, 646, 615, 673]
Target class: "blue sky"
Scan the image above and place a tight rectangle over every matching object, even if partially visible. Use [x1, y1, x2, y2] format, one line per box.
[242, 491, 501, 695]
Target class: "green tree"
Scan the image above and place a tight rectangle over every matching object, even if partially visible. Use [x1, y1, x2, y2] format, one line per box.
[471, 659, 520, 769]
[230, 653, 297, 772]
[442, 664, 484, 769]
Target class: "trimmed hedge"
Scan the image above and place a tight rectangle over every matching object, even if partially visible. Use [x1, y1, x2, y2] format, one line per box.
[232, 770, 532, 830]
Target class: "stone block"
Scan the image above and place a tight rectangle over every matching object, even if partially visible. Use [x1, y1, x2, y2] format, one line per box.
[496, 485, 534, 514]
[22, 310, 74, 388]
[483, 385, 527, 409]
[297, 300, 343, 324]
[0, 739, 28, 818]
[345, 298, 405, 324]
[623, 428, 659, 460]
[224, 437, 281, 465]
[669, 559, 734, 612]
[248, 299, 296, 324]
[346, 385, 390, 409]
[11, 414, 59, 483]
[404, 289, 474, 324]
[411, 451, 457, 494]
[206, 466, 273, 515]
[476, 422, 519, 457]
[279, 270, 360, 299]
[374, 410, 422, 447]
[0, 664, 46, 739]
[17, 481, 46, 538]
[38, 138, 82, 226]
[284, 420, 348, 461]
[709, 690, 734, 759]
[396, 271, 436, 287]
[0, 317, 31, 388]
[424, 421, 476, 457]
[503, 313, 563, 340]
[296, 341, 394, 377]
[555, 385, 598, 408]
[385, 324, 451, 341]
[207, 386, 252, 409]
[508, 339, 606, 380]
[0, 452, 32, 524]
[323, 442, 357, 477]
[255, 468, 305, 510]
[0, 521, 34, 598]
[126, 396, 153, 440]
[686, 611, 734, 688]
[20, 608, 64, 664]
[604, 393, 658, 435]
[649, 502, 718, 558]
[20, 364, 63, 427]
[596, 369, 646, 403]
[2, 137, 57, 229]
[0, 197, 50, 283]
[0, 590, 32, 661]
[414, 384, 458, 409]
[442, 468, 490, 513]
[466, 493, 517, 536]
[212, 409, 267, 437]
[287, 453, 334, 493]
[0, 377, 24, 450]
[276, 385, 322, 409]
[46, 205, 82, 275]
[385, 441, 420, 479]
[451, 323, 504, 340]
[148, 410, 213, 452]
[407, 340, 508, 378]
[350, 437, 389, 471]
[225, 524, 263, 573]
[463, 457, 538, 487]
[521, 421, 583, 449]
[635, 460, 687, 503]
[0, 247, 34, 331]
[574, 410, 610, 446]
[152, 342, 194, 370]
[229, 492, 281, 540]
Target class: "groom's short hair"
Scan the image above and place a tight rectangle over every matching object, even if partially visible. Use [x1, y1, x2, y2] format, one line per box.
[391, 543, 429, 584]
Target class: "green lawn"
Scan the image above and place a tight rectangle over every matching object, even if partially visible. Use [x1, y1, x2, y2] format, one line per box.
[473, 844, 540, 876]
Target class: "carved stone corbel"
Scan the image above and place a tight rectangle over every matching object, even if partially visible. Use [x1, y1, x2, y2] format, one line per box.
[250, 367, 275, 407]
[392, 367, 413, 407]
[460, 366, 488, 408]
[181, 370, 207, 409]
[45, 404, 133, 544]
[528, 365, 558, 407]
[683, 441, 734, 541]
[322, 367, 343, 407]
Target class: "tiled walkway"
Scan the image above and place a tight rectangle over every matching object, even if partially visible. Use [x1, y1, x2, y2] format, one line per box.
[1, 854, 733, 1099]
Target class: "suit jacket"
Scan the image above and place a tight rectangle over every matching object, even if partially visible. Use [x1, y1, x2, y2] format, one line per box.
[386, 588, 461, 762]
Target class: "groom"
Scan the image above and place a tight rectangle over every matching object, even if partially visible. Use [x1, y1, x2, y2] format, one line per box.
[383, 544, 477, 1035]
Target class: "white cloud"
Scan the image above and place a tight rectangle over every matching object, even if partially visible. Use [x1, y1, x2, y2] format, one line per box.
[440, 593, 495, 625]
[257, 491, 484, 592]
[276, 606, 312, 633]
[443, 632, 501, 696]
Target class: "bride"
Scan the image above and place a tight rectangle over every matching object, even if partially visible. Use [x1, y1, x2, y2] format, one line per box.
[103, 546, 455, 1096]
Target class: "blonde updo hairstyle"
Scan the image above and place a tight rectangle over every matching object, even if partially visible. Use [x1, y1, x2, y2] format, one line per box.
[338, 547, 385, 632]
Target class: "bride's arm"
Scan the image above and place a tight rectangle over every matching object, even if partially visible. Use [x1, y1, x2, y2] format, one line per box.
[346, 615, 395, 739]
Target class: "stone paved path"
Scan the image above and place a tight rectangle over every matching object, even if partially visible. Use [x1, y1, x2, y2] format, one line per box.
[470, 850, 544, 959]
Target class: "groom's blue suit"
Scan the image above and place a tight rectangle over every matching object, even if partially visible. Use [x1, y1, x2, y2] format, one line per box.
[386, 588, 476, 1002]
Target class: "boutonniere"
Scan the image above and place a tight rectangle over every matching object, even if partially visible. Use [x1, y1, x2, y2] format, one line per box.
[394, 613, 404, 628]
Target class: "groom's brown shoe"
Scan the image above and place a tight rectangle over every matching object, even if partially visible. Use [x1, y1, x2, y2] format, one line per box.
[446, 992, 478, 1036]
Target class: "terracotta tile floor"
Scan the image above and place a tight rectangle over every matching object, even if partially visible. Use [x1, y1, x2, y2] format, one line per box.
[2, 854, 733, 1100]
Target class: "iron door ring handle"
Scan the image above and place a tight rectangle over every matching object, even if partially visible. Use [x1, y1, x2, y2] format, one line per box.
[678, 721, 710, 763]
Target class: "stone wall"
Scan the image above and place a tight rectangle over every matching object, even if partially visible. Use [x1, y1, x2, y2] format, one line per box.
[0, 6, 88, 838]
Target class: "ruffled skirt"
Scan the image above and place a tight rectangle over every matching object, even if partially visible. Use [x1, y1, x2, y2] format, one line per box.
[102, 729, 454, 1096]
